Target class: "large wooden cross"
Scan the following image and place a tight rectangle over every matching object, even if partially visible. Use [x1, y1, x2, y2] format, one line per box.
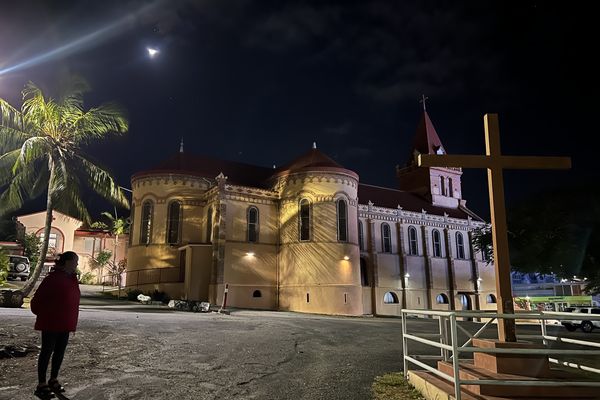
[418, 114, 571, 342]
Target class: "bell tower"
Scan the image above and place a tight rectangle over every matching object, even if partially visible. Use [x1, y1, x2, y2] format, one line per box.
[396, 97, 464, 208]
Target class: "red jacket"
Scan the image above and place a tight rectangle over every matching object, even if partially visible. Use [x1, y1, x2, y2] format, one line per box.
[31, 270, 81, 332]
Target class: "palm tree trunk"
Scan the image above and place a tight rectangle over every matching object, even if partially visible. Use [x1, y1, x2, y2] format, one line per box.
[21, 164, 54, 297]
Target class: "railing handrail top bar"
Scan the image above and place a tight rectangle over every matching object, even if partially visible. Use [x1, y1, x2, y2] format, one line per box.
[401, 309, 600, 320]
[459, 347, 600, 355]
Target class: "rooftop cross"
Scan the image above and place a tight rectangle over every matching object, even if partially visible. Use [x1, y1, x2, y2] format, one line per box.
[417, 113, 571, 342]
[419, 94, 428, 112]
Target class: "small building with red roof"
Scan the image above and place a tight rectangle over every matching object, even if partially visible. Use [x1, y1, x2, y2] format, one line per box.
[127, 112, 497, 316]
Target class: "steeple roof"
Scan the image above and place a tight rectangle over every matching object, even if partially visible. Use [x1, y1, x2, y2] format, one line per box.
[411, 111, 446, 157]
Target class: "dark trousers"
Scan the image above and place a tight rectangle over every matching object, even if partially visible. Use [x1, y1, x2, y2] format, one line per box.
[38, 331, 70, 384]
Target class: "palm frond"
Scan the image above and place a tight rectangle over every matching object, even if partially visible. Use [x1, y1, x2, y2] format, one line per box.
[0, 98, 25, 133]
[0, 126, 32, 154]
[58, 75, 90, 112]
[74, 154, 129, 208]
[53, 172, 91, 224]
[0, 149, 20, 187]
[68, 102, 128, 143]
[21, 82, 61, 138]
[13, 137, 50, 174]
[0, 163, 42, 216]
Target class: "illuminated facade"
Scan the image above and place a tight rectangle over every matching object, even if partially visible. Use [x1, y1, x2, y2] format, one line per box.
[16, 210, 128, 283]
[127, 112, 497, 316]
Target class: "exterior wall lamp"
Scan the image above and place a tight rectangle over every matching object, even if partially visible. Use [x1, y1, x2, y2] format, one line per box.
[246, 252, 255, 257]
[343, 256, 350, 261]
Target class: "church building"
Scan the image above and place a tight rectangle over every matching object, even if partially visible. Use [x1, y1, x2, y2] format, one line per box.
[126, 111, 498, 316]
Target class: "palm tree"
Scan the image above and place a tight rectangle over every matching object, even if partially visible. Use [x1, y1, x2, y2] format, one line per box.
[0, 77, 129, 299]
[99, 210, 130, 286]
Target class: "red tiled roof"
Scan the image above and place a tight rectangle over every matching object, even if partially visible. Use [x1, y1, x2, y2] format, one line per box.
[358, 183, 482, 221]
[132, 153, 275, 187]
[272, 148, 358, 179]
[133, 147, 358, 186]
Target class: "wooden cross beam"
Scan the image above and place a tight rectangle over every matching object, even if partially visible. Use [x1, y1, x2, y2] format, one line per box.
[418, 114, 571, 342]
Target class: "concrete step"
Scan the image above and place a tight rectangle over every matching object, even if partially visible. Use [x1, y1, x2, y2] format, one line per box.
[437, 361, 599, 398]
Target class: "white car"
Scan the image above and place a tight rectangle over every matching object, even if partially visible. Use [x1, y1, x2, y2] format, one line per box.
[561, 307, 600, 333]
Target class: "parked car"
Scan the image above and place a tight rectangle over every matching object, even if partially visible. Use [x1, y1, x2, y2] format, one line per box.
[7, 255, 30, 281]
[560, 307, 600, 333]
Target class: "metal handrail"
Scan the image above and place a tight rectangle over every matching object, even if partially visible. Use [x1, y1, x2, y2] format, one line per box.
[401, 309, 600, 400]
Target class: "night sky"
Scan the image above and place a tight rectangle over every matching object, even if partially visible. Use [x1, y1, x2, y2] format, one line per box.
[1, 1, 596, 220]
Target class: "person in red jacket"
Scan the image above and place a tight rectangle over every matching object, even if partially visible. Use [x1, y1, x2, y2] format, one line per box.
[31, 251, 80, 400]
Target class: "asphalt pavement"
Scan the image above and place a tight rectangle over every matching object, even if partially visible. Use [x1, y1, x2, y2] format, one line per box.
[1, 286, 598, 400]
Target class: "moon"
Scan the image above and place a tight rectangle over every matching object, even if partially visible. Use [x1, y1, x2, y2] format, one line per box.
[147, 47, 159, 58]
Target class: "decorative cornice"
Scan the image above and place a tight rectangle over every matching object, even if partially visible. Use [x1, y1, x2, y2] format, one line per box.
[358, 203, 486, 230]
[274, 172, 358, 192]
[224, 184, 279, 199]
[132, 174, 212, 190]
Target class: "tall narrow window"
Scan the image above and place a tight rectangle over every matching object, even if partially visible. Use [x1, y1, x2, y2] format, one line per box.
[140, 200, 153, 245]
[432, 229, 442, 257]
[299, 199, 310, 241]
[448, 179, 454, 197]
[440, 176, 446, 196]
[358, 220, 364, 251]
[360, 257, 369, 286]
[337, 199, 348, 242]
[247, 206, 259, 243]
[128, 204, 135, 246]
[456, 232, 465, 259]
[408, 226, 418, 255]
[381, 223, 391, 253]
[206, 207, 213, 243]
[166, 201, 182, 244]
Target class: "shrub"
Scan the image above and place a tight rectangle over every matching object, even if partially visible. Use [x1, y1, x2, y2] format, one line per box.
[0, 249, 9, 285]
[79, 272, 96, 285]
[148, 289, 170, 304]
[126, 288, 143, 301]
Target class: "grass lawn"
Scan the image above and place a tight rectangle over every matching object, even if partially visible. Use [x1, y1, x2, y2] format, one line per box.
[372, 372, 425, 400]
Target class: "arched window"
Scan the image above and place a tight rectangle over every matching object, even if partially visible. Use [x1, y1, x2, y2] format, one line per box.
[486, 294, 497, 304]
[253, 290, 262, 298]
[456, 232, 465, 259]
[140, 200, 153, 245]
[381, 223, 391, 253]
[432, 229, 442, 257]
[299, 199, 311, 241]
[206, 206, 213, 243]
[166, 201, 182, 244]
[247, 206, 259, 243]
[436, 293, 449, 304]
[358, 220, 364, 251]
[128, 204, 135, 246]
[383, 292, 399, 304]
[440, 176, 446, 196]
[337, 199, 348, 242]
[408, 226, 418, 255]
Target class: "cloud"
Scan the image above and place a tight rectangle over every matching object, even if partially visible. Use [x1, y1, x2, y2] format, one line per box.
[324, 122, 352, 136]
[236, 1, 511, 104]
[243, 4, 340, 51]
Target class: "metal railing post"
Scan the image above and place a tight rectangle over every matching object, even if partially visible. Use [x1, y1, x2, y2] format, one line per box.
[402, 310, 409, 378]
[450, 313, 461, 400]
[540, 313, 548, 346]
[438, 316, 445, 361]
